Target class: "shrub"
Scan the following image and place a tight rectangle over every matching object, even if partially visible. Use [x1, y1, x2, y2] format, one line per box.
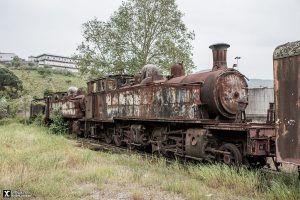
[32, 113, 45, 126]
[37, 67, 52, 77]
[52, 69, 74, 77]
[0, 68, 23, 98]
[43, 89, 53, 97]
[20, 66, 37, 71]
[0, 97, 8, 119]
[7, 99, 20, 118]
[11, 56, 22, 68]
[49, 107, 69, 134]
[28, 62, 36, 67]
[0, 117, 15, 126]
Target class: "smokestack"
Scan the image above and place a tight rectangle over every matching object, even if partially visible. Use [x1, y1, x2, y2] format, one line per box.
[209, 43, 230, 71]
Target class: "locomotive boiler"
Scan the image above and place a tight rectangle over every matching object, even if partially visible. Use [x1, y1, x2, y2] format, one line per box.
[39, 43, 276, 167]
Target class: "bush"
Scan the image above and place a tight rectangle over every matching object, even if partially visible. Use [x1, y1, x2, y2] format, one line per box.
[0, 117, 15, 126]
[28, 62, 36, 67]
[52, 69, 74, 77]
[37, 67, 52, 77]
[43, 89, 53, 97]
[11, 56, 22, 68]
[17, 66, 37, 71]
[32, 113, 45, 126]
[49, 107, 69, 134]
[0, 97, 8, 119]
[0, 68, 23, 98]
[7, 99, 20, 118]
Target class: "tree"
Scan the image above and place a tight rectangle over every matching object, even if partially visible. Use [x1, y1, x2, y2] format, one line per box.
[0, 68, 23, 98]
[75, 0, 195, 77]
[11, 56, 22, 68]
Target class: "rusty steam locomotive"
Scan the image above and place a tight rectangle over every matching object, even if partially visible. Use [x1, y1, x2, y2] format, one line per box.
[31, 41, 300, 169]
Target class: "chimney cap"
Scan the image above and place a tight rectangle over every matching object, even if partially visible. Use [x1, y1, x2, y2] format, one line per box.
[209, 43, 230, 49]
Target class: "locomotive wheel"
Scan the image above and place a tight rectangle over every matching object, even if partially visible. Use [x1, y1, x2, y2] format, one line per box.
[104, 130, 113, 144]
[151, 143, 163, 157]
[218, 143, 242, 166]
[114, 135, 123, 146]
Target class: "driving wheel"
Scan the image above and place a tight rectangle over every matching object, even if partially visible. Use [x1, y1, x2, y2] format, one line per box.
[218, 143, 242, 166]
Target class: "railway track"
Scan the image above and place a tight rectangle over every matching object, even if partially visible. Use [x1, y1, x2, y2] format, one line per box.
[75, 137, 158, 158]
[74, 137, 178, 165]
[71, 136, 299, 178]
[76, 138, 129, 153]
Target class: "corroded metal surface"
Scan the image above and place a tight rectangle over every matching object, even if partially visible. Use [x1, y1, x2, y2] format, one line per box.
[30, 98, 46, 118]
[106, 83, 201, 120]
[274, 40, 300, 165]
[49, 92, 85, 119]
[185, 128, 207, 158]
[86, 69, 247, 121]
[273, 40, 300, 59]
[248, 127, 275, 156]
[171, 63, 185, 78]
[209, 43, 230, 71]
[200, 69, 248, 119]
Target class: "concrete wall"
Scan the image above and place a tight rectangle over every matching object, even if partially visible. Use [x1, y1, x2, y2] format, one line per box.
[246, 87, 274, 122]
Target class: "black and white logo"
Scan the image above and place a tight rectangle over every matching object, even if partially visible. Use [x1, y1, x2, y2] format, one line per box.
[3, 190, 11, 198]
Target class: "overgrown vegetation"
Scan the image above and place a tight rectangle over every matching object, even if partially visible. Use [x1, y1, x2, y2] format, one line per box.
[0, 97, 9, 119]
[0, 66, 85, 121]
[0, 122, 299, 200]
[49, 107, 69, 134]
[0, 67, 23, 98]
[0, 67, 24, 119]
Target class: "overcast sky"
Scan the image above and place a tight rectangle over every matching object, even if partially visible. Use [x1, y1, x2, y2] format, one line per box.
[0, 0, 299, 79]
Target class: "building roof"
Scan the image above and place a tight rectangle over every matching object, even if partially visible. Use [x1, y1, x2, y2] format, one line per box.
[0, 52, 17, 55]
[34, 53, 73, 60]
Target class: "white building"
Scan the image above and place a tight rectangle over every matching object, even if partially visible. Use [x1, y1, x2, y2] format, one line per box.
[0, 52, 17, 62]
[29, 54, 78, 73]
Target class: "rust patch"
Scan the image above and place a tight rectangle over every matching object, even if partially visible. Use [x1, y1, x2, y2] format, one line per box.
[274, 41, 300, 165]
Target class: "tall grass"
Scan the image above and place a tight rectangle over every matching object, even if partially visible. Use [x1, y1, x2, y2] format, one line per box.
[0, 122, 299, 199]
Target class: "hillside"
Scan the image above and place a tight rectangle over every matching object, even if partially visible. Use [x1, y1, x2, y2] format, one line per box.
[11, 68, 87, 98]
